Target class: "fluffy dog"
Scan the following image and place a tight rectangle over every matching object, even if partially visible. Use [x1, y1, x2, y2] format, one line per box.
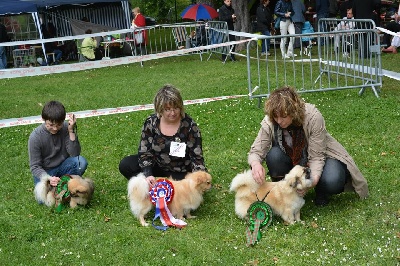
[230, 165, 312, 225]
[34, 175, 94, 208]
[127, 171, 212, 227]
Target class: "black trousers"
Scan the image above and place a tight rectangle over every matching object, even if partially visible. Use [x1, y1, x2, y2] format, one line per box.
[265, 146, 349, 196]
[119, 154, 189, 180]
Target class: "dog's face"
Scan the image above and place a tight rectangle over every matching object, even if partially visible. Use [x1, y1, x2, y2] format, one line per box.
[68, 177, 94, 203]
[186, 171, 212, 193]
[285, 165, 312, 190]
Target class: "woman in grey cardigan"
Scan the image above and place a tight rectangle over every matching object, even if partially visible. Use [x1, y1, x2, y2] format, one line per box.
[248, 87, 368, 206]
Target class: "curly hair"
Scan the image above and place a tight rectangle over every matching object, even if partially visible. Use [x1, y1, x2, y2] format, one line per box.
[154, 84, 185, 118]
[264, 86, 305, 126]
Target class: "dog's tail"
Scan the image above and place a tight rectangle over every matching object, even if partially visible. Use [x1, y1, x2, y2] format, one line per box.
[34, 180, 55, 206]
[229, 169, 259, 193]
[127, 173, 149, 199]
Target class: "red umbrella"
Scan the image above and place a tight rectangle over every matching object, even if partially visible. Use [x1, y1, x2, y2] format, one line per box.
[180, 4, 219, 21]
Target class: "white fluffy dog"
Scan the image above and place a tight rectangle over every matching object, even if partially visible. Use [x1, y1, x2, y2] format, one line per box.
[230, 165, 312, 225]
[34, 175, 94, 208]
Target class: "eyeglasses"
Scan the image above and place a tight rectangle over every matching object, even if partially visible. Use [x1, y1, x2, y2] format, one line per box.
[164, 107, 180, 114]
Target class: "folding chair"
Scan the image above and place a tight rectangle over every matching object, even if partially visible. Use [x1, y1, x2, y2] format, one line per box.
[172, 26, 188, 50]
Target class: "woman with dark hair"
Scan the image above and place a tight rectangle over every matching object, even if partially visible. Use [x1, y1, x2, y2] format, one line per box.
[248, 87, 368, 206]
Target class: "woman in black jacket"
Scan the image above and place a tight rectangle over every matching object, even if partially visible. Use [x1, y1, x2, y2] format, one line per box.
[256, 0, 273, 56]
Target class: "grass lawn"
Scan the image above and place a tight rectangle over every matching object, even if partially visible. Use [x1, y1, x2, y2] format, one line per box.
[0, 52, 399, 265]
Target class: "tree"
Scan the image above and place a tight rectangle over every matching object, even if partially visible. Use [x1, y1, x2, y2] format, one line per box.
[231, 0, 251, 51]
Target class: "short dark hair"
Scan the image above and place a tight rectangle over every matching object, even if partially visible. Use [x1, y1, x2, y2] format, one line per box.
[41, 101, 66, 123]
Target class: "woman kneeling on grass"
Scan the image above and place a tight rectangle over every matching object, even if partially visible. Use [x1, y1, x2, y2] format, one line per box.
[119, 85, 207, 186]
[248, 86, 368, 206]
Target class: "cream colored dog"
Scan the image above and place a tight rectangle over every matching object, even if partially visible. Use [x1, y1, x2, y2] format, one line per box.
[127, 171, 212, 227]
[230, 165, 312, 225]
[34, 175, 94, 208]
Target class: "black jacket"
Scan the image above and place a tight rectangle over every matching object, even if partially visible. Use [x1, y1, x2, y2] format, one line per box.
[0, 23, 10, 43]
[256, 4, 273, 32]
[219, 4, 235, 30]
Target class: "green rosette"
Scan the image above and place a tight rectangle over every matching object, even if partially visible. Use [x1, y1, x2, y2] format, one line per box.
[247, 201, 273, 229]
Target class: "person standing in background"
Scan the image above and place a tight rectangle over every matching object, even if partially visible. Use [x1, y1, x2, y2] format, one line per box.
[256, 0, 273, 56]
[219, 0, 238, 62]
[0, 21, 10, 69]
[291, 0, 306, 49]
[352, 0, 381, 58]
[316, 0, 330, 45]
[274, 0, 296, 58]
[131, 7, 147, 55]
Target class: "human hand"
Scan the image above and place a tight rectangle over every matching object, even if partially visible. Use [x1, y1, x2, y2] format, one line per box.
[251, 161, 266, 185]
[49, 176, 60, 187]
[146, 176, 156, 187]
[67, 113, 76, 132]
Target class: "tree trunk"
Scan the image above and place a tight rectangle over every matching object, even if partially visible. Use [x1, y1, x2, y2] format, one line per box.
[232, 0, 251, 51]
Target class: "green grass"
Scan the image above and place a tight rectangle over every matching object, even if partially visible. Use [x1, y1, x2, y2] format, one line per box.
[0, 53, 399, 265]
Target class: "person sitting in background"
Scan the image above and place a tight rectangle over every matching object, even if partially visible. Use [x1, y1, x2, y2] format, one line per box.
[81, 29, 102, 60]
[333, 8, 355, 57]
[185, 20, 207, 49]
[119, 85, 207, 184]
[382, 11, 400, 53]
[40, 22, 62, 65]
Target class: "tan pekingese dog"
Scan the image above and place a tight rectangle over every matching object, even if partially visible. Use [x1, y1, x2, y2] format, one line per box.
[34, 175, 94, 208]
[127, 171, 212, 226]
[230, 165, 312, 225]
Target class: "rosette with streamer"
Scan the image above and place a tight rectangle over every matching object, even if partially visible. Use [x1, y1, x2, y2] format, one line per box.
[246, 201, 273, 246]
[149, 178, 187, 230]
[54, 175, 72, 212]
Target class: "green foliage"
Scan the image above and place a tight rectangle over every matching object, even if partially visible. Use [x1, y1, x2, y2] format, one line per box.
[0, 53, 399, 265]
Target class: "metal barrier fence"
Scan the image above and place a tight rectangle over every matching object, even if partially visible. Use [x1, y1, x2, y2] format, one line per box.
[246, 18, 382, 103]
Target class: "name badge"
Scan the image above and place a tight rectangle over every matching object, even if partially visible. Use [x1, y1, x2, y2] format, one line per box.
[169, 141, 186, 157]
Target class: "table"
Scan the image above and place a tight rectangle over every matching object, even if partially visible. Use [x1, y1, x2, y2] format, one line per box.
[101, 39, 136, 58]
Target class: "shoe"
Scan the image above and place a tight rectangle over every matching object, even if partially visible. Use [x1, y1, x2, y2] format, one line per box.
[286, 53, 297, 57]
[261, 52, 266, 56]
[230, 56, 237, 62]
[314, 194, 330, 207]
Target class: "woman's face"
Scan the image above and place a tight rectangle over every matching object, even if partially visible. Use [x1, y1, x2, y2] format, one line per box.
[162, 104, 181, 122]
[273, 115, 293, 129]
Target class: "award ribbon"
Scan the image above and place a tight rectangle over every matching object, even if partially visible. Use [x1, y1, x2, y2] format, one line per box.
[149, 179, 187, 230]
[54, 175, 72, 213]
[246, 200, 273, 246]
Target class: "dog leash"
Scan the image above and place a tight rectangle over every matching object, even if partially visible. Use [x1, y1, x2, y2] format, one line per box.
[246, 190, 273, 247]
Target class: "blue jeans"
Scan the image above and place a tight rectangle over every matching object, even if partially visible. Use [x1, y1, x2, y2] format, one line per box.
[265, 146, 348, 196]
[0, 46, 7, 69]
[260, 30, 271, 53]
[33, 156, 88, 185]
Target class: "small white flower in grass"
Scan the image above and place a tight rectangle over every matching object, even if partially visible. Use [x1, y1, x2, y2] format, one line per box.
[40, 254, 47, 259]
[172, 254, 176, 257]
